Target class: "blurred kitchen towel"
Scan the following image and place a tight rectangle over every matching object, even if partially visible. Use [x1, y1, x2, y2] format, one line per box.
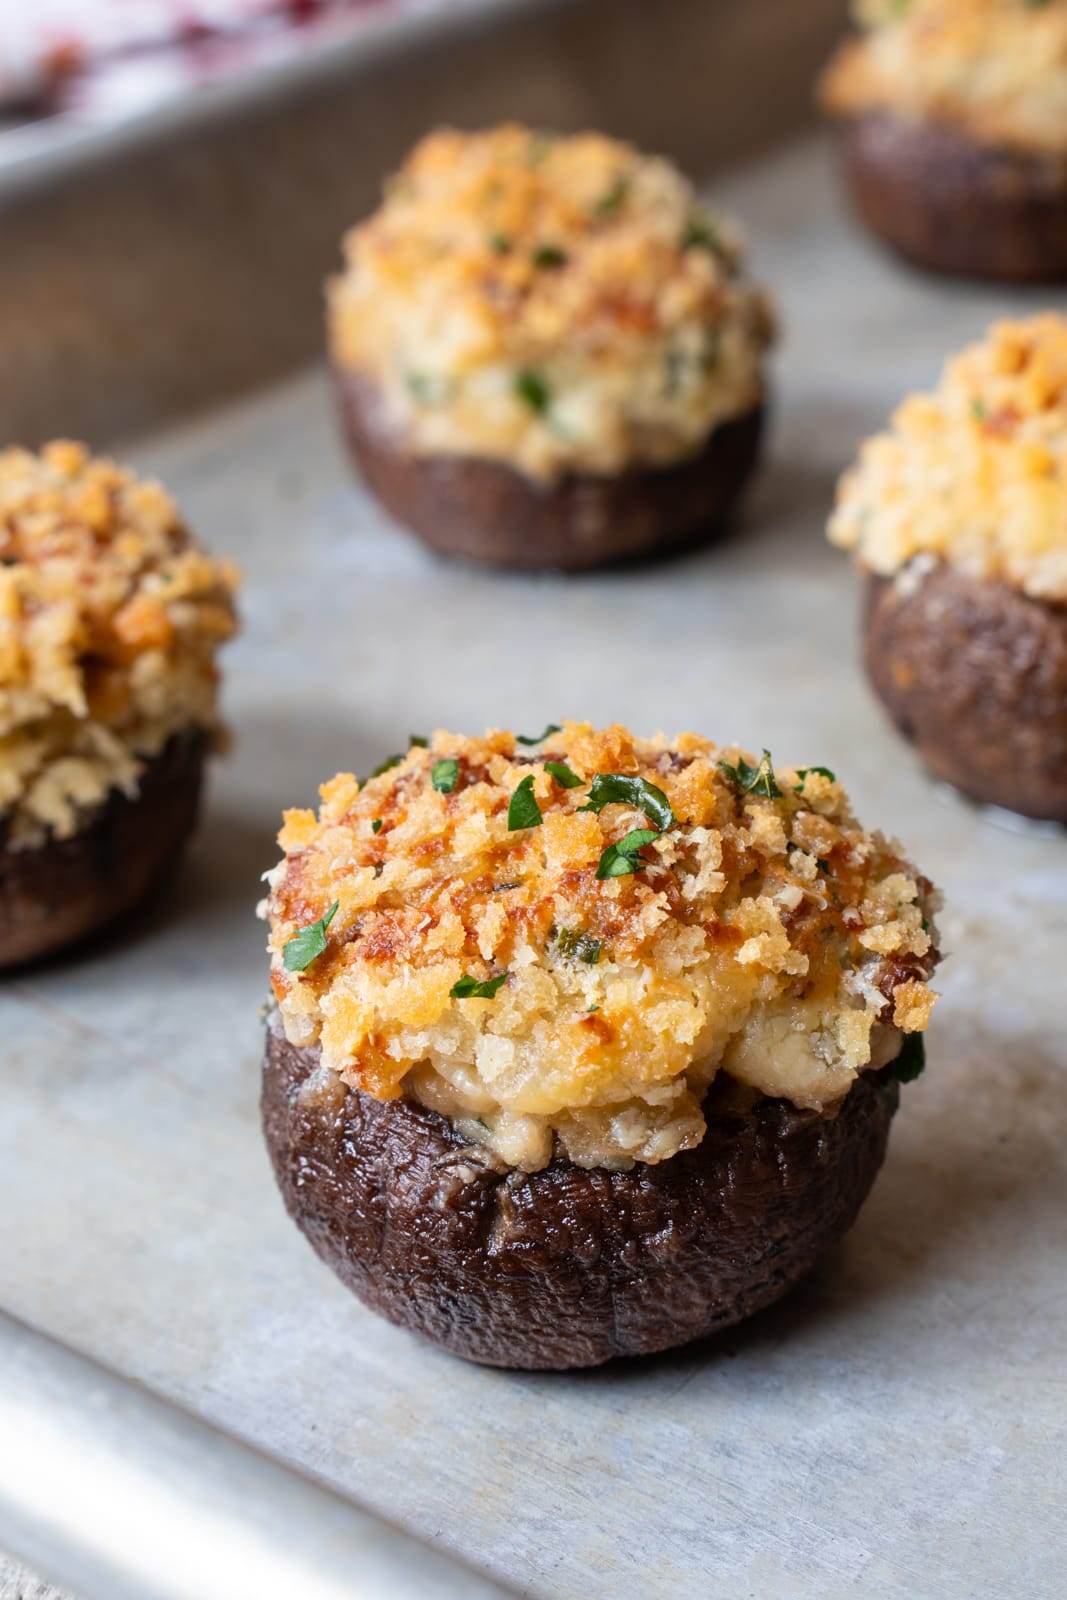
[0, 0, 459, 113]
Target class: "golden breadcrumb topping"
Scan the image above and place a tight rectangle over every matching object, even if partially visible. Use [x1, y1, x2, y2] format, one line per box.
[265, 724, 939, 1173]
[0, 442, 239, 845]
[328, 125, 774, 482]
[830, 315, 1067, 600]
[821, 0, 1067, 156]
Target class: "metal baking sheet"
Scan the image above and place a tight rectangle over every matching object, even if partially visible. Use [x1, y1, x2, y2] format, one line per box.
[3, 133, 1065, 1599]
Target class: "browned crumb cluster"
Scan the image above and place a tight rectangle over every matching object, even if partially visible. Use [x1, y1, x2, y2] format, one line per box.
[822, 0, 1067, 157]
[265, 724, 939, 1172]
[830, 314, 1067, 601]
[0, 441, 239, 845]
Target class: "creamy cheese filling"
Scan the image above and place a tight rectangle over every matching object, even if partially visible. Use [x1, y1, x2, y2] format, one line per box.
[399, 1017, 906, 1173]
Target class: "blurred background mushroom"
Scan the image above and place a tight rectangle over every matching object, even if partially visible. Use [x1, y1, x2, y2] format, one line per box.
[0, 0, 848, 444]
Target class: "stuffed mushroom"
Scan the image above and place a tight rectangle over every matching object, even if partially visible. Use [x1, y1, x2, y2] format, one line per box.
[261, 723, 940, 1370]
[327, 126, 774, 569]
[820, 0, 1067, 282]
[830, 314, 1067, 822]
[0, 441, 239, 968]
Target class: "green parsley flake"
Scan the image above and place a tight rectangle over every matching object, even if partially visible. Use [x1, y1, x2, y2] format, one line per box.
[891, 1033, 926, 1084]
[405, 373, 451, 407]
[581, 773, 675, 831]
[451, 972, 509, 1000]
[282, 901, 339, 973]
[594, 175, 629, 217]
[544, 760, 583, 788]
[371, 819, 383, 834]
[596, 828, 659, 880]
[370, 753, 403, 778]
[794, 765, 837, 790]
[719, 749, 782, 800]
[682, 217, 721, 253]
[507, 774, 543, 830]
[515, 370, 551, 414]
[553, 927, 602, 965]
[532, 244, 568, 269]
[516, 723, 561, 746]
[431, 758, 459, 793]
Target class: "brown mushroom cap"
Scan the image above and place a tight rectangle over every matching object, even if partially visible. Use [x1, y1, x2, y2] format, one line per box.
[865, 566, 1067, 822]
[262, 1015, 900, 1370]
[0, 731, 205, 970]
[335, 367, 764, 570]
[837, 111, 1067, 283]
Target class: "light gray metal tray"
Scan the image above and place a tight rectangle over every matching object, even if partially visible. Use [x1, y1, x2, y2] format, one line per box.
[3, 134, 1066, 1600]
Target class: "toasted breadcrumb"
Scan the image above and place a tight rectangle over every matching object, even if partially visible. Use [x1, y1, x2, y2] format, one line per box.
[328, 125, 774, 483]
[0, 442, 239, 845]
[266, 724, 940, 1173]
[829, 315, 1067, 600]
[821, 0, 1067, 157]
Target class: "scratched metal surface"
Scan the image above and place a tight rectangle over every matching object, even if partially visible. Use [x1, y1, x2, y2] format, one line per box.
[2, 136, 1065, 1599]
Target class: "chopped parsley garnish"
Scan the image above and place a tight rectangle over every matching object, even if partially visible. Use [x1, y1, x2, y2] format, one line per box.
[282, 901, 339, 973]
[553, 927, 602, 965]
[594, 175, 629, 217]
[516, 723, 561, 745]
[719, 749, 782, 800]
[368, 736, 425, 781]
[371, 818, 383, 834]
[581, 773, 675, 831]
[405, 372, 451, 407]
[431, 758, 459, 793]
[891, 1033, 926, 1084]
[544, 760, 582, 788]
[794, 765, 837, 789]
[507, 774, 543, 830]
[532, 244, 568, 269]
[971, 398, 988, 422]
[451, 972, 509, 1000]
[489, 231, 512, 254]
[527, 133, 554, 165]
[596, 828, 659, 880]
[515, 369, 551, 414]
[682, 217, 721, 253]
